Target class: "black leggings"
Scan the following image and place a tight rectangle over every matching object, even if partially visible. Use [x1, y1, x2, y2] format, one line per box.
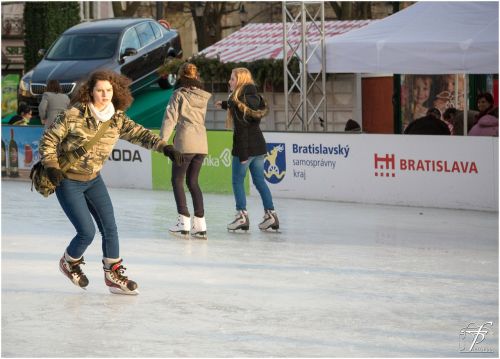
[171, 153, 206, 218]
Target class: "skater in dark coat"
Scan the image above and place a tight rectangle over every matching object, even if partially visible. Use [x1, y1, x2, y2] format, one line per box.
[215, 67, 279, 232]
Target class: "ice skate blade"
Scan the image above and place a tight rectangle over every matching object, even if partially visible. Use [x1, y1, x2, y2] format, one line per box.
[191, 233, 208, 240]
[260, 228, 281, 234]
[108, 286, 139, 295]
[227, 228, 250, 234]
[169, 230, 190, 240]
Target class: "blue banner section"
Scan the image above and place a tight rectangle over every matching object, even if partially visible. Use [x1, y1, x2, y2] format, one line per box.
[2, 126, 44, 180]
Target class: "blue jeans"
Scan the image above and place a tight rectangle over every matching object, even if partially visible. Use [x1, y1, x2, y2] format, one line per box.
[56, 174, 119, 259]
[232, 155, 274, 211]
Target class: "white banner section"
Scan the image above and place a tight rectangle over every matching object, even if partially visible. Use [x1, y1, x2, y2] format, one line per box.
[250, 133, 498, 211]
[100, 140, 152, 190]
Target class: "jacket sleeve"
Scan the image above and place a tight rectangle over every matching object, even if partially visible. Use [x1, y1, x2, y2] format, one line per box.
[221, 101, 228, 110]
[119, 115, 167, 152]
[39, 112, 70, 169]
[159, 91, 181, 142]
[38, 93, 48, 120]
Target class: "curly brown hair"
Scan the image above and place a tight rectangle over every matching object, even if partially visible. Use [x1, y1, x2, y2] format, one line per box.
[71, 70, 133, 111]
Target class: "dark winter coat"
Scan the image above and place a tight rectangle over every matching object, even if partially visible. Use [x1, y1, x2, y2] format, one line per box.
[404, 115, 451, 135]
[221, 84, 269, 162]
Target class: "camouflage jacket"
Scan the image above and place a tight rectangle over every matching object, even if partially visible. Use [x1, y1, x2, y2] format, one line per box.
[39, 104, 167, 181]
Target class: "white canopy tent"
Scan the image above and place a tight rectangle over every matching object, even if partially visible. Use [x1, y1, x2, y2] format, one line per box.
[307, 1, 499, 74]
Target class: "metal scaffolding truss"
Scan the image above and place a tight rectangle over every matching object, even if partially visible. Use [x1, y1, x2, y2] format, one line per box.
[282, 1, 326, 132]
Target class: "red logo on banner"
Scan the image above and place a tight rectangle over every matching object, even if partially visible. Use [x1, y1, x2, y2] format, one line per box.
[374, 153, 479, 177]
[374, 153, 396, 177]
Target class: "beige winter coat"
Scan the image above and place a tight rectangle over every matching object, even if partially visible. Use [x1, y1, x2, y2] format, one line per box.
[38, 92, 70, 128]
[159, 87, 212, 154]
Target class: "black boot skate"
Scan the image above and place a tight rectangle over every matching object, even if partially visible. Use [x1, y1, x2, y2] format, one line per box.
[59, 254, 89, 289]
[103, 259, 139, 295]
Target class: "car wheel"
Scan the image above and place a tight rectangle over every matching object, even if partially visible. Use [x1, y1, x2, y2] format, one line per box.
[158, 73, 177, 90]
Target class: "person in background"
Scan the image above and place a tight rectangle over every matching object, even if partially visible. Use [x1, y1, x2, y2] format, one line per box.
[344, 119, 361, 132]
[426, 107, 453, 133]
[442, 107, 478, 136]
[426, 107, 442, 120]
[468, 114, 498, 136]
[410, 75, 433, 121]
[39, 70, 182, 295]
[432, 74, 464, 114]
[39, 79, 70, 128]
[404, 109, 451, 135]
[160, 63, 211, 239]
[8, 102, 32, 125]
[215, 67, 279, 232]
[443, 108, 461, 136]
[471, 92, 498, 131]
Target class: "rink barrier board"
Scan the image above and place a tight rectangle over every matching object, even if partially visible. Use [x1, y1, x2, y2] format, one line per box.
[2, 125, 498, 211]
[1, 126, 246, 195]
[252, 132, 498, 212]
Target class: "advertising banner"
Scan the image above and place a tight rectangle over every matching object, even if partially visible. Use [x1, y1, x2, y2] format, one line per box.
[2, 74, 20, 117]
[400, 74, 465, 131]
[252, 132, 498, 211]
[151, 130, 242, 194]
[100, 140, 152, 189]
[1, 125, 43, 180]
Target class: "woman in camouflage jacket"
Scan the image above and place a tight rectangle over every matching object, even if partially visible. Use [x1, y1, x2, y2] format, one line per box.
[39, 70, 183, 295]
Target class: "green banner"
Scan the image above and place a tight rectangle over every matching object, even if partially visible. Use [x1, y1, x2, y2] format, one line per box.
[2, 74, 20, 118]
[151, 130, 249, 194]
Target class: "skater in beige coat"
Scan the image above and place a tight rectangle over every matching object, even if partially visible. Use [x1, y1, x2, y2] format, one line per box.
[160, 63, 212, 239]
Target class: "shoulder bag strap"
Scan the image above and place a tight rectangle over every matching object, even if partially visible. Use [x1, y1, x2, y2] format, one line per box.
[60, 120, 112, 171]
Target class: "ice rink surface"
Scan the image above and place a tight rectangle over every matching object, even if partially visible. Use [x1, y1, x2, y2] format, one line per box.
[1, 180, 498, 357]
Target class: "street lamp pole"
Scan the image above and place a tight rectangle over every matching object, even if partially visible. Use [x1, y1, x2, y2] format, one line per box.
[239, 4, 248, 27]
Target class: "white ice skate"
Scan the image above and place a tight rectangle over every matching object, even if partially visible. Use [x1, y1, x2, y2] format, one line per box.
[191, 216, 208, 240]
[169, 214, 191, 238]
[258, 210, 280, 232]
[103, 258, 139, 295]
[227, 210, 250, 232]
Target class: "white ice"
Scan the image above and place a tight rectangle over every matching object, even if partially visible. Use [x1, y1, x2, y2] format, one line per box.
[1, 180, 498, 357]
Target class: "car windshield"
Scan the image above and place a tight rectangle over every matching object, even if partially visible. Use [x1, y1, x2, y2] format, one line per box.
[46, 34, 119, 60]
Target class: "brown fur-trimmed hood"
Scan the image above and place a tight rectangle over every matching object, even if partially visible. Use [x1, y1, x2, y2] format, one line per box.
[231, 84, 269, 120]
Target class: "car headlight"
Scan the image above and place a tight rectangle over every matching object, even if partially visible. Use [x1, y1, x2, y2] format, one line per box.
[19, 78, 29, 91]
[19, 71, 33, 92]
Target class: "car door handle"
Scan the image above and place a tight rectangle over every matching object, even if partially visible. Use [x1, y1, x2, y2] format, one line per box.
[142, 54, 148, 58]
